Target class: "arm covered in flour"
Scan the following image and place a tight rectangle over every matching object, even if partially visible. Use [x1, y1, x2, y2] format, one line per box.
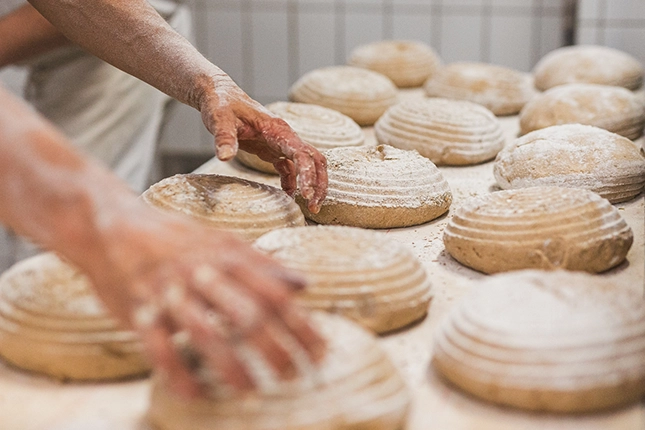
[27, 0, 327, 212]
[0, 4, 70, 67]
[0, 84, 325, 397]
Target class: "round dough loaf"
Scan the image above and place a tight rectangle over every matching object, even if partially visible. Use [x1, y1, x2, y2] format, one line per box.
[494, 124, 645, 203]
[289, 66, 398, 126]
[432, 270, 645, 413]
[348, 40, 441, 88]
[148, 312, 410, 430]
[296, 145, 452, 228]
[443, 187, 633, 274]
[375, 98, 505, 165]
[142, 174, 305, 241]
[424, 62, 536, 115]
[0, 253, 148, 381]
[254, 226, 432, 333]
[236, 102, 365, 174]
[533, 45, 644, 91]
[519, 83, 645, 140]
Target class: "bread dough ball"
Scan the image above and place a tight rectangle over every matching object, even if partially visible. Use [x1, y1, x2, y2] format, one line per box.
[0, 253, 148, 381]
[296, 145, 452, 228]
[443, 187, 633, 274]
[255, 226, 432, 333]
[432, 270, 645, 413]
[424, 62, 536, 115]
[289, 66, 398, 126]
[348, 40, 441, 88]
[494, 124, 645, 203]
[519, 83, 645, 140]
[148, 312, 410, 430]
[142, 174, 305, 241]
[236, 102, 365, 174]
[533, 45, 644, 91]
[375, 98, 505, 165]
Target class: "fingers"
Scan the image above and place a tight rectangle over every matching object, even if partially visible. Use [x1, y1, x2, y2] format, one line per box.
[207, 110, 239, 161]
[274, 158, 297, 196]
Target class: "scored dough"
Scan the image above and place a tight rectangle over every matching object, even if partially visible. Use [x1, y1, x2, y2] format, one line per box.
[348, 40, 441, 88]
[443, 187, 633, 274]
[375, 98, 505, 165]
[0, 253, 148, 381]
[519, 83, 645, 140]
[148, 312, 410, 430]
[289, 66, 398, 126]
[296, 145, 452, 229]
[142, 174, 305, 241]
[494, 124, 645, 203]
[533, 45, 644, 91]
[254, 226, 432, 333]
[236, 101, 365, 174]
[432, 270, 645, 413]
[424, 62, 536, 115]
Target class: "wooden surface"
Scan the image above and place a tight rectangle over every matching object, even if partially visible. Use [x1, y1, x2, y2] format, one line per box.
[0, 113, 643, 430]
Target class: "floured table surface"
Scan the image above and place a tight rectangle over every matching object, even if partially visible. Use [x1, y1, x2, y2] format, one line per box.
[0, 114, 643, 430]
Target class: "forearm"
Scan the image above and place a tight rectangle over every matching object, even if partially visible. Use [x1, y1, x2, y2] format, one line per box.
[0, 4, 70, 67]
[27, 0, 223, 109]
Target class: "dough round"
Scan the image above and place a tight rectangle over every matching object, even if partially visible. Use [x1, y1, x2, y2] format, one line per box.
[494, 124, 645, 203]
[254, 226, 432, 333]
[424, 62, 536, 115]
[296, 145, 452, 228]
[533, 45, 644, 91]
[0, 253, 148, 381]
[348, 40, 441, 88]
[289, 66, 398, 126]
[236, 102, 365, 174]
[519, 83, 645, 140]
[148, 312, 410, 430]
[142, 174, 305, 241]
[375, 98, 505, 165]
[432, 270, 645, 413]
[443, 187, 633, 274]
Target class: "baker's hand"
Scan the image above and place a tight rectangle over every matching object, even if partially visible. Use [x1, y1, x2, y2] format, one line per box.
[91, 208, 326, 399]
[195, 74, 327, 213]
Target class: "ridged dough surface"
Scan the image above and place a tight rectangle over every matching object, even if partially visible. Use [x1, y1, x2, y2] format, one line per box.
[236, 101, 365, 174]
[142, 174, 305, 241]
[494, 124, 645, 203]
[254, 226, 432, 333]
[148, 313, 410, 430]
[533, 45, 644, 91]
[424, 62, 536, 115]
[432, 270, 645, 413]
[519, 83, 645, 140]
[0, 253, 147, 381]
[297, 145, 452, 228]
[375, 98, 505, 165]
[348, 40, 441, 88]
[443, 187, 633, 274]
[289, 66, 398, 126]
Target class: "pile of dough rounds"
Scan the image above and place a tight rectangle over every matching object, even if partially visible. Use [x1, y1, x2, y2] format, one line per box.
[297, 145, 452, 228]
[289, 66, 398, 126]
[348, 40, 440, 88]
[148, 313, 410, 430]
[443, 187, 633, 274]
[375, 98, 505, 165]
[494, 124, 645, 203]
[533, 45, 644, 91]
[424, 62, 535, 115]
[519, 83, 645, 140]
[236, 101, 365, 174]
[0, 253, 147, 381]
[432, 270, 645, 413]
[142, 174, 305, 241]
[254, 226, 432, 333]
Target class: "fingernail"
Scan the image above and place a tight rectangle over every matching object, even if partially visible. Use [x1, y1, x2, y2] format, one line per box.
[217, 145, 236, 160]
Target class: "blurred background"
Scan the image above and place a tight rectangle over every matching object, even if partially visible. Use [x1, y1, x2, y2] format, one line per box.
[0, 0, 643, 269]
